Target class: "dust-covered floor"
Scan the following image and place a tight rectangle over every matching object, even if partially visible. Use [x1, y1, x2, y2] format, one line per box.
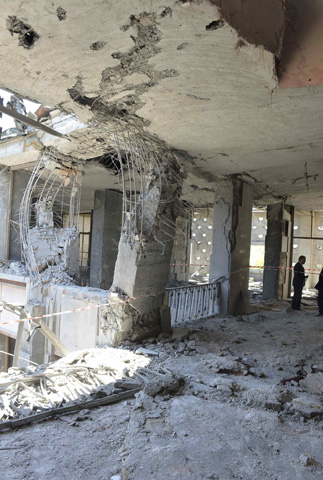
[1, 298, 323, 480]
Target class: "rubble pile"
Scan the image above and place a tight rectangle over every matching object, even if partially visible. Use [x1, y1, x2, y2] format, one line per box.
[2, 304, 323, 479]
[0, 347, 151, 426]
[0, 261, 28, 276]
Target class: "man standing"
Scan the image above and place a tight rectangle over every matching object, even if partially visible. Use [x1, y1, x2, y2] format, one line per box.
[315, 268, 323, 316]
[292, 255, 307, 310]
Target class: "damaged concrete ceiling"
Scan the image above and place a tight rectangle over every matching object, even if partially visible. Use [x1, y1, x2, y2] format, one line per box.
[1, 0, 323, 209]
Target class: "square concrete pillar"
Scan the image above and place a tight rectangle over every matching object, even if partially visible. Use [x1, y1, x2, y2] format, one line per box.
[0, 168, 12, 260]
[101, 167, 181, 345]
[263, 203, 293, 299]
[168, 215, 190, 284]
[90, 189, 123, 290]
[210, 179, 253, 315]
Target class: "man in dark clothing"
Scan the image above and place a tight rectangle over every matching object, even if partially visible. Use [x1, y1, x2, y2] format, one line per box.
[292, 255, 307, 310]
[315, 268, 323, 315]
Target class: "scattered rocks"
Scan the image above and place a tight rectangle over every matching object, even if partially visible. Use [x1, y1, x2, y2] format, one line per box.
[300, 373, 323, 395]
[291, 395, 323, 419]
[299, 453, 321, 468]
[171, 327, 190, 342]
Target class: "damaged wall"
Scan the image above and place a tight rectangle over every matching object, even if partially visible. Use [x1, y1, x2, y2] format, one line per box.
[29, 227, 79, 276]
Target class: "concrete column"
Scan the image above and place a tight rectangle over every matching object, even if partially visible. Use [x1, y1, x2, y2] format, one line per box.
[90, 189, 123, 290]
[210, 178, 253, 315]
[9, 170, 31, 261]
[101, 163, 181, 345]
[20, 304, 47, 366]
[168, 215, 190, 284]
[0, 168, 12, 260]
[263, 203, 293, 299]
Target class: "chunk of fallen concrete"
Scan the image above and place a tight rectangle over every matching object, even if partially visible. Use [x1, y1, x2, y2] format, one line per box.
[300, 372, 323, 395]
[144, 374, 182, 397]
[144, 417, 165, 432]
[291, 395, 323, 419]
[299, 453, 321, 467]
[134, 391, 155, 410]
[171, 327, 190, 342]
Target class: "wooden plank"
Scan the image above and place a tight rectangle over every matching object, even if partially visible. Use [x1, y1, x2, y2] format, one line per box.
[36, 319, 69, 357]
[3, 335, 9, 372]
[0, 387, 140, 431]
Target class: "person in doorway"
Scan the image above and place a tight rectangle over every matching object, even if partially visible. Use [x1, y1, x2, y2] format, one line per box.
[292, 255, 308, 310]
[315, 268, 323, 316]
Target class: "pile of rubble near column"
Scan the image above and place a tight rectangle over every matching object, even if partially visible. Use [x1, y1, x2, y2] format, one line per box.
[0, 347, 159, 429]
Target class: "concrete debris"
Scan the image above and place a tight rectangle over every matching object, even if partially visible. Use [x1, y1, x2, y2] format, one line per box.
[290, 395, 323, 419]
[299, 453, 321, 468]
[299, 372, 323, 395]
[135, 347, 159, 357]
[2, 304, 323, 479]
[143, 373, 182, 397]
[0, 347, 149, 427]
[0, 260, 27, 276]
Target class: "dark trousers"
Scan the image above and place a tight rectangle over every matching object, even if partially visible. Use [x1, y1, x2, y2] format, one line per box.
[292, 285, 303, 310]
[318, 290, 323, 314]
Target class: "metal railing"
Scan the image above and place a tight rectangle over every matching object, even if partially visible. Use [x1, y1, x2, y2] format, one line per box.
[167, 281, 220, 325]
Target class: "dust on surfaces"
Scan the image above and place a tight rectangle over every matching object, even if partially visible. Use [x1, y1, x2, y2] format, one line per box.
[2, 301, 323, 479]
[56, 7, 67, 21]
[6, 16, 39, 49]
